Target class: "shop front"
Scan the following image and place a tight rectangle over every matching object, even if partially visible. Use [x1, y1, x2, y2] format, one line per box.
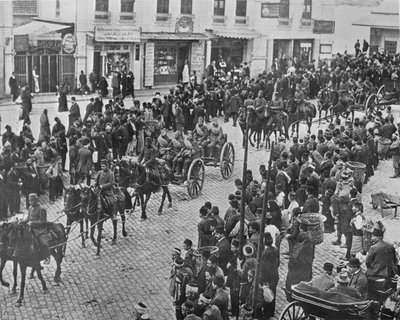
[92, 26, 141, 78]
[211, 38, 247, 69]
[142, 33, 207, 87]
[273, 38, 314, 68]
[13, 20, 75, 93]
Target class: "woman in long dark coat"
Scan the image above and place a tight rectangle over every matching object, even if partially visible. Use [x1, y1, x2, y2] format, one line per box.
[285, 226, 314, 301]
[98, 77, 109, 97]
[261, 232, 280, 318]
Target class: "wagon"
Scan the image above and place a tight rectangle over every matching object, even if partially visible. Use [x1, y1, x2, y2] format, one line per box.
[179, 139, 235, 199]
[365, 79, 400, 115]
[280, 282, 400, 320]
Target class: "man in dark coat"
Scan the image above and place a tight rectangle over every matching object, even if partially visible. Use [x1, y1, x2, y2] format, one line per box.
[214, 227, 232, 274]
[7, 162, 21, 215]
[227, 90, 242, 126]
[79, 70, 87, 94]
[366, 225, 397, 300]
[89, 69, 98, 93]
[68, 97, 81, 134]
[9, 72, 19, 101]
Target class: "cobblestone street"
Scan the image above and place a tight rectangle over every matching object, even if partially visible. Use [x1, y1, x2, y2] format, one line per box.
[0, 95, 400, 319]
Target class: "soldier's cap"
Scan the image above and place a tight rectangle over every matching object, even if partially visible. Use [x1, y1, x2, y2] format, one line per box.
[29, 193, 38, 201]
[323, 262, 334, 272]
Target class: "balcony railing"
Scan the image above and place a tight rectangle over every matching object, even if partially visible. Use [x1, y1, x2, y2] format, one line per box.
[212, 15, 227, 25]
[300, 18, 314, 28]
[94, 11, 110, 21]
[278, 17, 293, 28]
[156, 13, 171, 23]
[234, 16, 249, 25]
[120, 12, 136, 22]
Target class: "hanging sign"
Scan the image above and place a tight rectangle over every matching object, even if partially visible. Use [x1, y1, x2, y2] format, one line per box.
[62, 33, 76, 54]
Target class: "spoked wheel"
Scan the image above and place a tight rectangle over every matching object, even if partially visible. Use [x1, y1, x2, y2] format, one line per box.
[220, 142, 235, 179]
[365, 94, 379, 115]
[377, 84, 386, 101]
[187, 158, 205, 199]
[279, 301, 309, 320]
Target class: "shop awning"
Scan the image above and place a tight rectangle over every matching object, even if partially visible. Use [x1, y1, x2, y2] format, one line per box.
[211, 29, 261, 39]
[352, 13, 399, 29]
[13, 20, 72, 36]
[141, 32, 209, 41]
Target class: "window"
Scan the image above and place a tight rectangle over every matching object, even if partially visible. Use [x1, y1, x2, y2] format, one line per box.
[385, 41, 397, 55]
[56, 0, 60, 17]
[279, 0, 289, 18]
[236, 0, 246, 16]
[181, 0, 192, 14]
[95, 0, 108, 11]
[157, 0, 169, 14]
[302, 0, 311, 19]
[121, 0, 134, 12]
[214, 0, 225, 16]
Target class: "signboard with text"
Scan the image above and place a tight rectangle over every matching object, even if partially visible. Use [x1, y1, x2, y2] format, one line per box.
[313, 20, 335, 34]
[261, 3, 280, 18]
[95, 26, 141, 42]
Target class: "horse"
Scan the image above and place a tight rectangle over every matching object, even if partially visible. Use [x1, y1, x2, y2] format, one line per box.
[127, 162, 172, 221]
[0, 221, 66, 307]
[63, 185, 89, 252]
[80, 185, 127, 256]
[317, 87, 339, 124]
[285, 99, 316, 137]
[329, 94, 355, 123]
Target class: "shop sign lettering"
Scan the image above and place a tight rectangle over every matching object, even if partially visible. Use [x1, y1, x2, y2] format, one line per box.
[95, 26, 141, 42]
[62, 33, 76, 54]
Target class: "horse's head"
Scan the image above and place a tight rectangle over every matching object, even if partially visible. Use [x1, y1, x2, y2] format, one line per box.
[129, 162, 146, 186]
[64, 185, 81, 214]
[0, 223, 23, 254]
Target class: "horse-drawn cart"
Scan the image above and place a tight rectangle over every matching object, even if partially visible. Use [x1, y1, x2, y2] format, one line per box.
[365, 79, 400, 115]
[280, 282, 400, 320]
[181, 140, 235, 199]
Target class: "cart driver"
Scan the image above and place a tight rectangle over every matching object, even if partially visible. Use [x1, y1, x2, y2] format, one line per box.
[193, 117, 209, 144]
[138, 137, 162, 188]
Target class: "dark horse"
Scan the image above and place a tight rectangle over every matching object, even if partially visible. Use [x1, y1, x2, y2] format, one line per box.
[239, 107, 277, 149]
[80, 185, 127, 255]
[317, 87, 339, 125]
[63, 185, 89, 252]
[285, 98, 316, 137]
[127, 162, 172, 221]
[0, 222, 66, 307]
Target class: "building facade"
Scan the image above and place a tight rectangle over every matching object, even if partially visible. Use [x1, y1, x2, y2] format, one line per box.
[7, 0, 396, 97]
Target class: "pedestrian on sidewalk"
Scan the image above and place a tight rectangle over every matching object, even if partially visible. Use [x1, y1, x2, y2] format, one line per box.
[89, 69, 98, 93]
[389, 133, 400, 178]
[9, 72, 19, 102]
[68, 97, 81, 135]
[58, 79, 70, 112]
[79, 70, 88, 95]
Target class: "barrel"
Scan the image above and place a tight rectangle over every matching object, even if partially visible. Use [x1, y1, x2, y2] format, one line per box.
[346, 161, 366, 184]
[298, 213, 326, 245]
[377, 137, 391, 157]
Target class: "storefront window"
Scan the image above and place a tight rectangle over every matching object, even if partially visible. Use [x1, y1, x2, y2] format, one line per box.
[106, 52, 130, 74]
[279, 0, 289, 19]
[121, 0, 134, 12]
[214, 0, 225, 16]
[236, 0, 246, 17]
[154, 45, 177, 77]
[302, 0, 311, 19]
[95, 0, 109, 12]
[181, 0, 192, 14]
[157, 0, 169, 14]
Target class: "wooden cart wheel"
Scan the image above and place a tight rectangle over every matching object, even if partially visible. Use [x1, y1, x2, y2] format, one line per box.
[364, 94, 379, 115]
[279, 301, 309, 320]
[377, 84, 386, 100]
[220, 142, 235, 179]
[187, 158, 205, 199]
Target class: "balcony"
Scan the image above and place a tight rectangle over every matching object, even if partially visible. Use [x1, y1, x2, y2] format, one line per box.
[300, 18, 314, 28]
[94, 11, 110, 22]
[234, 16, 249, 26]
[278, 17, 293, 28]
[120, 12, 136, 22]
[155, 13, 171, 23]
[212, 15, 227, 25]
